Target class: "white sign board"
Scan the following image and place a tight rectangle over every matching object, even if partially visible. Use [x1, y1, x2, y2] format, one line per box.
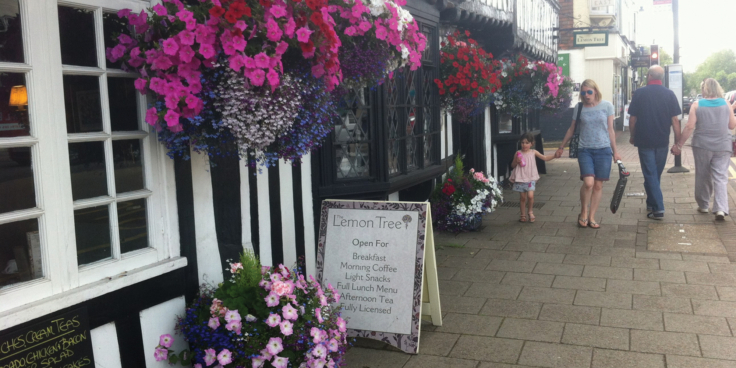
[666, 64, 684, 114]
[324, 208, 417, 334]
[317, 200, 441, 354]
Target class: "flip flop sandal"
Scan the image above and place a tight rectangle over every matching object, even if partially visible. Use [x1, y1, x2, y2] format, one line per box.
[577, 216, 588, 228]
[528, 213, 536, 223]
[588, 221, 601, 229]
[519, 215, 527, 223]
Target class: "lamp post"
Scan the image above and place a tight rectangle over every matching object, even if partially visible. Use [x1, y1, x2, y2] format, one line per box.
[667, 0, 689, 173]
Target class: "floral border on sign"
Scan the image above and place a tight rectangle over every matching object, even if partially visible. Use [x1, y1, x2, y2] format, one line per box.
[316, 200, 427, 354]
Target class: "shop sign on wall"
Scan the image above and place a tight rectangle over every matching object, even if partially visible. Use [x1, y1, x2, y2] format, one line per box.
[0, 307, 95, 368]
[574, 32, 609, 47]
[317, 200, 441, 354]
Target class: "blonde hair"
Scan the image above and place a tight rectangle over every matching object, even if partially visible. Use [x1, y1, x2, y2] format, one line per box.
[701, 78, 724, 99]
[579, 79, 603, 102]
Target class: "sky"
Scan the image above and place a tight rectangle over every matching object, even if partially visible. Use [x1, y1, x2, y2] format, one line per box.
[634, 0, 736, 72]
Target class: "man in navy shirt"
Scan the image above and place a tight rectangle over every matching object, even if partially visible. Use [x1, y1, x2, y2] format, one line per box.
[628, 66, 682, 220]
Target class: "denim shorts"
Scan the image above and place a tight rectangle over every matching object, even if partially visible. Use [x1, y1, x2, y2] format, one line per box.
[513, 181, 536, 192]
[578, 147, 612, 181]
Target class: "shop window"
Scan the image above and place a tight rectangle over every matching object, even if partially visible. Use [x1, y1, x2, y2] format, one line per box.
[498, 113, 513, 134]
[1, 1, 177, 314]
[59, 5, 152, 267]
[334, 88, 372, 179]
[0, 0, 23, 63]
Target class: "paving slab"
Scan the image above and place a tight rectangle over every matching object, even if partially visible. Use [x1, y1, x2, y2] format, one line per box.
[700, 335, 736, 360]
[517, 341, 592, 368]
[463, 283, 522, 300]
[663, 313, 732, 336]
[343, 348, 411, 368]
[533, 262, 584, 277]
[600, 308, 664, 331]
[449, 336, 523, 364]
[561, 323, 629, 350]
[630, 330, 701, 356]
[633, 295, 693, 314]
[496, 318, 564, 343]
[434, 314, 502, 337]
[574, 290, 632, 309]
[518, 286, 576, 304]
[538, 303, 601, 325]
[479, 298, 542, 319]
[552, 275, 606, 291]
[592, 349, 665, 368]
[661, 283, 720, 300]
[647, 223, 728, 254]
[404, 355, 479, 368]
[666, 355, 736, 368]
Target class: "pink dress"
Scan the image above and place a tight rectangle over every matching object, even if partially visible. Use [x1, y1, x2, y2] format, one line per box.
[509, 150, 540, 183]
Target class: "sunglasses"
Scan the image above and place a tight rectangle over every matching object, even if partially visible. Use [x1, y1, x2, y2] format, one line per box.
[582, 90, 594, 95]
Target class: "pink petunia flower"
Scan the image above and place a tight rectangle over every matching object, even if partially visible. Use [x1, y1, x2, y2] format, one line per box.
[254, 53, 270, 69]
[270, 5, 287, 18]
[176, 9, 194, 22]
[251, 356, 266, 368]
[179, 46, 195, 63]
[264, 291, 280, 307]
[204, 348, 217, 366]
[243, 56, 256, 69]
[312, 64, 325, 78]
[359, 21, 372, 32]
[282, 303, 298, 320]
[311, 327, 324, 343]
[154, 348, 168, 361]
[117, 9, 131, 18]
[208, 317, 220, 330]
[159, 334, 173, 348]
[232, 36, 247, 52]
[266, 68, 280, 88]
[145, 107, 158, 126]
[162, 38, 179, 56]
[151, 55, 173, 70]
[266, 337, 284, 355]
[217, 349, 233, 366]
[312, 344, 327, 359]
[199, 44, 215, 59]
[275, 41, 288, 55]
[284, 18, 296, 38]
[271, 356, 289, 368]
[315, 307, 324, 323]
[152, 4, 168, 16]
[134, 78, 147, 92]
[327, 338, 339, 352]
[164, 109, 180, 127]
[226, 320, 242, 334]
[336, 317, 347, 332]
[375, 25, 387, 40]
[178, 31, 195, 46]
[225, 310, 241, 323]
[266, 18, 283, 42]
[279, 320, 293, 336]
[344, 26, 356, 36]
[235, 20, 248, 31]
[266, 313, 281, 327]
[296, 27, 313, 43]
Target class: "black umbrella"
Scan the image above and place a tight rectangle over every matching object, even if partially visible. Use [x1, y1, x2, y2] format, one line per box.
[610, 161, 630, 214]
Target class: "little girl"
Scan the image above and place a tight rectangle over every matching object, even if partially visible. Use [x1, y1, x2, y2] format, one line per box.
[510, 132, 556, 223]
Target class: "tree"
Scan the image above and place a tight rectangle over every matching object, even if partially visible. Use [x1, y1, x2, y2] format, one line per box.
[685, 50, 736, 95]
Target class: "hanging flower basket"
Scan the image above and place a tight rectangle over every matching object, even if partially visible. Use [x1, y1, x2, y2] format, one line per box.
[492, 55, 573, 117]
[434, 30, 501, 123]
[107, 0, 426, 167]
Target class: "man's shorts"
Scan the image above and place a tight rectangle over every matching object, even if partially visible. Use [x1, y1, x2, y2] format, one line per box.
[513, 181, 536, 192]
[578, 147, 612, 181]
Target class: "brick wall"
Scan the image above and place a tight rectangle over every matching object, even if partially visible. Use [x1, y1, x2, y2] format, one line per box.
[558, 0, 574, 50]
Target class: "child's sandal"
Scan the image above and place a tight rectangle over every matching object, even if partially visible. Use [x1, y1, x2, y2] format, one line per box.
[528, 213, 536, 223]
[519, 215, 527, 223]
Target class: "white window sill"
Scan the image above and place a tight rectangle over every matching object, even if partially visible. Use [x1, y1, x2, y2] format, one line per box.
[0, 257, 188, 331]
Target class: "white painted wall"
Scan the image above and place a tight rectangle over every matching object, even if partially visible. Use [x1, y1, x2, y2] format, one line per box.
[300, 153, 317, 278]
[190, 149, 224, 286]
[560, 49, 586, 107]
[278, 161, 297, 268]
[484, 107, 492, 175]
[91, 322, 122, 368]
[140, 296, 189, 368]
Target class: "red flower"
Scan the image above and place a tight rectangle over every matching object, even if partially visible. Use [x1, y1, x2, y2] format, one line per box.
[464, 30, 470, 36]
[224, 10, 238, 23]
[310, 12, 324, 26]
[442, 183, 456, 196]
[209, 6, 226, 17]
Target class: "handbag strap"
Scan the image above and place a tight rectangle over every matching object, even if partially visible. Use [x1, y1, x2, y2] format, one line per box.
[574, 102, 583, 134]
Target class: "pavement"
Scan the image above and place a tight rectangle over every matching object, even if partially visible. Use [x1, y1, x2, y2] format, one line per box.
[343, 127, 736, 368]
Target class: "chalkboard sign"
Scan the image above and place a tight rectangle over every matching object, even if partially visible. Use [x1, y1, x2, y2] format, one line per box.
[317, 200, 441, 354]
[0, 307, 95, 368]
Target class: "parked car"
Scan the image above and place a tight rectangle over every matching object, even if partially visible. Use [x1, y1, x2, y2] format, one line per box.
[682, 96, 692, 114]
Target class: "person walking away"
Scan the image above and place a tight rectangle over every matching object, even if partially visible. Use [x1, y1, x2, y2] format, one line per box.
[555, 79, 622, 229]
[627, 66, 682, 220]
[510, 132, 557, 223]
[672, 78, 736, 221]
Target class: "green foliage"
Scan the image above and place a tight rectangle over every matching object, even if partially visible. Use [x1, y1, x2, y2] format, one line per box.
[212, 251, 270, 318]
[685, 50, 736, 95]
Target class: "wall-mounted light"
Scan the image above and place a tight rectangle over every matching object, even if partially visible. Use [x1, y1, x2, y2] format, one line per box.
[9, 85, 28, 111]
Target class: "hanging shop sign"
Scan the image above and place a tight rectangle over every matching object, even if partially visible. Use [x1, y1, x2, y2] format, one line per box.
[317, 200, 441, 354]
[574, 32, 609, 47]
[0, 307, 95, 368]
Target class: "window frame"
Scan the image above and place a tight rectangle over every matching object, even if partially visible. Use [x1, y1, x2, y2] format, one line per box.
[0, 0, 180, 314]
